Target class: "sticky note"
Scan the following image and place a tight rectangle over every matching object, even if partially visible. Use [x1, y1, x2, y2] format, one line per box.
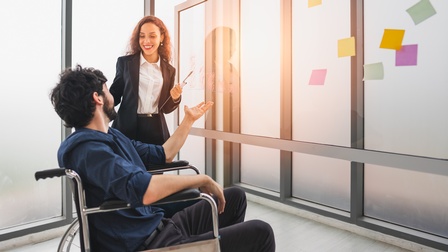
[380, 29, 405, 50]
[363, 62, 384, 80]
[406, 0, 437, 25]
[396, 44, 418, 66]
[309, 69, 327, 85]
[308, 0, 322, 8]
[338, 37, 356, 57]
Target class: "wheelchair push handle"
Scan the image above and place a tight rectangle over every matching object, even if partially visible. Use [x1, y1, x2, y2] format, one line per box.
[35, 168, 66, 181]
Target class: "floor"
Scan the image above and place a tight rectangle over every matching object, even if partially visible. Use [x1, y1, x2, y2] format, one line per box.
[1, 198, 443, 252]
[245, 201, 410, 252]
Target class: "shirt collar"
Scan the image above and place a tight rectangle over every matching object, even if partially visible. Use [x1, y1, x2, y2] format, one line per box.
[140, 53, 161, 68]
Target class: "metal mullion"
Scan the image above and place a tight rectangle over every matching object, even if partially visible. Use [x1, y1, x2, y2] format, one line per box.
[280, 0, 293, 201]
[61, 0, 75, 224]
[350, 0, 365, 224]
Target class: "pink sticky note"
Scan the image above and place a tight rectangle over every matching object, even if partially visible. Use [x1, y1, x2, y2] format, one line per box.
[309, 69, 327, 85]
[396, 44, 418, 66]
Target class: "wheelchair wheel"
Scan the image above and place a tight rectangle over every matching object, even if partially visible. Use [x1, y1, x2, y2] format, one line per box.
[58, 219, 81, 252]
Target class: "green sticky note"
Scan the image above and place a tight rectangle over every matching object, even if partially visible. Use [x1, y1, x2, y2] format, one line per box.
[364, 62, 384, 80]
[406, 0, 437, 25]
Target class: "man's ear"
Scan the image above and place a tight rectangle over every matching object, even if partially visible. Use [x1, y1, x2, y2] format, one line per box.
[92, 92, 103, 105]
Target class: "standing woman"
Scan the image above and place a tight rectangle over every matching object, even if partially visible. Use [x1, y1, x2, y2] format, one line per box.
[110, 16, 183, 145]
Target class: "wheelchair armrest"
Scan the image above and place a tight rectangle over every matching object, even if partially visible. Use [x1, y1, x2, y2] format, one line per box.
[146, 160, 189, 171]
[148, 160, 200, 175]
[99, 200, 130, 210]
[152, 188, 201, 205]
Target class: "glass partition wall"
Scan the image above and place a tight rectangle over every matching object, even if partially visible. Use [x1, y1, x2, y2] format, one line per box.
[163, 0, 448, 250]
[175, 0, 208, 175]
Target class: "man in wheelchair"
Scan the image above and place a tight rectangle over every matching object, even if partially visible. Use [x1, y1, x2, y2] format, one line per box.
[50, 65, 275, 252]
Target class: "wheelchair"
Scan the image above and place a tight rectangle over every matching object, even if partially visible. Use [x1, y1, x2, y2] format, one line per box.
[35, 160, 220, 252]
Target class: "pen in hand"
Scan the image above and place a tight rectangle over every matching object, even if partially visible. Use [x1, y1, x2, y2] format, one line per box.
[180, 70, 193, 87]
[160, 70, 194, 109]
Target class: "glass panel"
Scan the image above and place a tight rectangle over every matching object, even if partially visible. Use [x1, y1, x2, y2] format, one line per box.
[292, 0, 351, 146]
[292, 154, 350, 211]
[171, 1, 208, 170]
[239, 0, 280, 192]
[173, 0, 241, 181]
[240, 0, 280, 138]
[179, 135, 206, 175]
[241, 145, 280, 192]
[365, 164, 448, 237]
[177, 3, 207, 128]
[173, 0, 241, 135]
[155, 0, 186, 134]
[364, 1, 448, 159]
[72, 0, 143, 87]
[291, 0, 351, 210]
[203, 0, 240, 135]
[0, 0, 62, 229]
[364, 1, 448, 238]
[214, 140, 225, 185]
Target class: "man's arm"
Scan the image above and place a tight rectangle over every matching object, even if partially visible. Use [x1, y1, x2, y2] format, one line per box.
[162, 101, 213, 162]
[146, 101, 226, 212]
[143, 173, 226, 214]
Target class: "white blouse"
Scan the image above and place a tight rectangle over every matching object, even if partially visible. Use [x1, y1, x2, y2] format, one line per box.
[137, 54, 163, 114]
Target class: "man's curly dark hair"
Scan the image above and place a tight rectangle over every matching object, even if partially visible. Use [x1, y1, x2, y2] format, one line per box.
[50, 65, 107, 128]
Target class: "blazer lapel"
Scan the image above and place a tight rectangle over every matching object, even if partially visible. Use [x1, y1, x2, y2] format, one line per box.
[129, 54, 140, 96]
[159, 59, 174, 107]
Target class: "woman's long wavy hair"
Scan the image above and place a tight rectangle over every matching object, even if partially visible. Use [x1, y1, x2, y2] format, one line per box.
[127, 16, 172, 62]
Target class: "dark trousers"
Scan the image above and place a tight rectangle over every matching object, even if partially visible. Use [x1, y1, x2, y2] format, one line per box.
[136, 115, 168, 145]
[146, 187, 275, 252]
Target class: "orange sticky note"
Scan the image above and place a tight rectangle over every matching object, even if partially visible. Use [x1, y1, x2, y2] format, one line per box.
[380, 29, 405, 50]
[338, 37, 356, 57]
[308, 0, 322, 8]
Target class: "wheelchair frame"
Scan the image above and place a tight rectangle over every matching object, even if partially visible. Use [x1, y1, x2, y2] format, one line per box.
[35, 161, 220, 252]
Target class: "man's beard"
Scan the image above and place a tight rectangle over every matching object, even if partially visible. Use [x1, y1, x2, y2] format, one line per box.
[103, 96, 117, 122]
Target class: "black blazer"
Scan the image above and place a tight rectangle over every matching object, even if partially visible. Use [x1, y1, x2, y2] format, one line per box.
[110, 53, 181, 141]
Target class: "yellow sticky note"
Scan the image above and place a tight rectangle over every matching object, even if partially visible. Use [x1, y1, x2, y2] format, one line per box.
[308, 0, 322, 8]
[338, 37, 356, 57]
[380, 29, 405, 50]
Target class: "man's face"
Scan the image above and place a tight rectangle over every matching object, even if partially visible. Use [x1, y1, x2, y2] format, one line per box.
[101, 84, 117, 121]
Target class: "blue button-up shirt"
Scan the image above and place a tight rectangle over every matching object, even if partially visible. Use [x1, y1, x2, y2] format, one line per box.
[57, 127, 166, 252]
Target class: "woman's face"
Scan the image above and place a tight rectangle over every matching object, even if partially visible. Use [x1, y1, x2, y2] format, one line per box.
[139, 22, 164, 62]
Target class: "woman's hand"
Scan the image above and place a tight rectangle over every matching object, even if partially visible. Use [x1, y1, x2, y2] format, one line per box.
[162, 101, 213, 162]
[170, 83, 183, 101]
[184, 101, 214, 121]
